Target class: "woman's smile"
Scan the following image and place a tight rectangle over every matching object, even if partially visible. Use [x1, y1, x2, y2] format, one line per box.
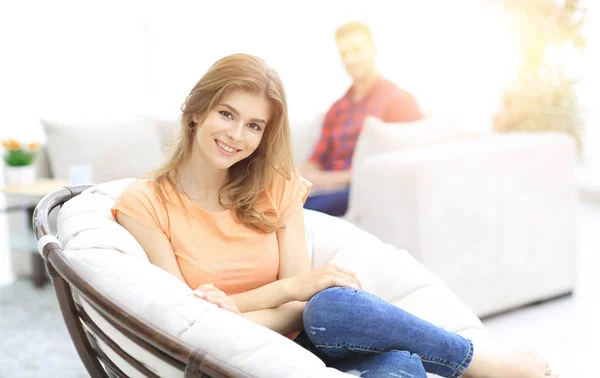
[214, 139, 241, 156]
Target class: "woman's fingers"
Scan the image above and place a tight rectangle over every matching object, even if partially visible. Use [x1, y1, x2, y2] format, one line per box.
[195, 283, 227, 296]
[194, 290, 223, 300]
[195, 292, 228, 307]
[193, 286, 226, 300]
[196, 283, 220, 292]
[193, 286, 239, 314]
[208, 297, 239, 314]
[332, 273, 359, 291]
[204, 297, 229, 310]
[197, 283, 216, 290]
[319, 266, 358, 291]
[348, 271, 362, 289]
[328, 264, 362, 289]
[198, 287, 223, 295]
[332, 269, 360, 290]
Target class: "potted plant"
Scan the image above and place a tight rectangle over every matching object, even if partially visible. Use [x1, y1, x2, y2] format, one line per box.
[1, 139, 41, 185]
[493, 0, 587, 153]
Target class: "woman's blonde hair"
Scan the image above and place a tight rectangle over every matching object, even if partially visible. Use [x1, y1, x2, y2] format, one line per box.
[149, 53, 294, 233]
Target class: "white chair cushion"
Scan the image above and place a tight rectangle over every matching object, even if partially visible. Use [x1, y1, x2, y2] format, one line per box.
[56, 179, 491, 377]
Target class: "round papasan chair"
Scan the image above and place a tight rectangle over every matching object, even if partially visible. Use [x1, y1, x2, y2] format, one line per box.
[33, 178, 492, 378]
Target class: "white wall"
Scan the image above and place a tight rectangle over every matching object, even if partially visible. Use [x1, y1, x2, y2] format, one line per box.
[144, 0, 518, 125]
[0, 0, 523, 136]
[0, 0, 149, 142]
[1, 0, 596, 137]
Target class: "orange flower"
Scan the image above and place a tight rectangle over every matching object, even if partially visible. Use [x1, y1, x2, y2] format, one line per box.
[1, 140, 9, 149]
[6, 139, 21, 150]
[27, 142, 40, 151]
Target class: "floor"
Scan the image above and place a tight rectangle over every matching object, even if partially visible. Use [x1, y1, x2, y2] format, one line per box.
[0, 200, 598, 378]
[0, 280, 87, 378]
[482, 200, 600, 378]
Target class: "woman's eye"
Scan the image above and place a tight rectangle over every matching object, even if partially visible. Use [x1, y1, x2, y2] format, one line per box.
[248, 123, 261, 131]
[219, 110, 233, 119]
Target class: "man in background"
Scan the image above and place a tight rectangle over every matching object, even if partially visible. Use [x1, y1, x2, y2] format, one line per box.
[301, 21, 423, 216]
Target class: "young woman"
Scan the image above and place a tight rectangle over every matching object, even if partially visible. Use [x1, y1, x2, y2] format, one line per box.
[112, 54, 556, 378]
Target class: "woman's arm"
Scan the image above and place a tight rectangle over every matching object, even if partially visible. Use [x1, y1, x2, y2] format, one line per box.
[193, 283, 306, 335]
[231, 201, 311, 313]
[232, 201, 361, 313]
[116, 212, 187, 283]
[242, 301, 306, 335]
[276, 200, 312, 279]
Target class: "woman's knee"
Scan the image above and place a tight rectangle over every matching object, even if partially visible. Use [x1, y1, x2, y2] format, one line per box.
[303, 287, 386, 331]
[308, 286, 351, 305]
[303, 287, 352, 330]
[305, 287, 384, 315]
[305, 287, 352, 315]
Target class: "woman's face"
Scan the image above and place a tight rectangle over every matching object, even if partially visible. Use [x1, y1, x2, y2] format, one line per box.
[194, 89, 270, 171]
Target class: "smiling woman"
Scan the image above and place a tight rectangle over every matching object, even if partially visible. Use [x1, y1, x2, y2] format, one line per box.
[111, 52, 312, 319]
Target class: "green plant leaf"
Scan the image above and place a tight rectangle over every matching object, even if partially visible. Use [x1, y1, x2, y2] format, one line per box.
[3, 150, 36, 167]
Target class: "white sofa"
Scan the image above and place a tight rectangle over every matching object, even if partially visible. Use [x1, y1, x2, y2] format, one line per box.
[52, 179, 491, 377]
[36, 115, 578, 318]
[344, 117, 578, 317]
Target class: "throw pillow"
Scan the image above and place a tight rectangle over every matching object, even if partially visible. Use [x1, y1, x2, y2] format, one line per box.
[41, 118, 165, 184]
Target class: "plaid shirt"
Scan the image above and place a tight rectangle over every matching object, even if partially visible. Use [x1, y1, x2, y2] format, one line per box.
[309, 78, 422, 171]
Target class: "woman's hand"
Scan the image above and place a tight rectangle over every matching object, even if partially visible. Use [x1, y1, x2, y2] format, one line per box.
[193, 283, 241, 315]
[289, 263, 362, 302]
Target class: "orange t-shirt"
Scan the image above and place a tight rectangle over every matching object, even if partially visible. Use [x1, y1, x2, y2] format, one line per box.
[111, 173, 311, 295]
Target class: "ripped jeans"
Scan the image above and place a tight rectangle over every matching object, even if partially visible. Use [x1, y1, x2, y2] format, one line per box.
[295, 287, 474, 377]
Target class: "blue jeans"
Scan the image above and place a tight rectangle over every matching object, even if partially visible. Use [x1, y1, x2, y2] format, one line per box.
[303, 188, 350, 217]
[296, 287, 474, 377]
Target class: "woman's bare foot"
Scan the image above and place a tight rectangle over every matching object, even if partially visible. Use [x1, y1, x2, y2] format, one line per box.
[464, 349, 557, 378]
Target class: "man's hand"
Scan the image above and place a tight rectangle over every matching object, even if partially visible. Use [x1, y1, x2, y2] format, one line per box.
[298, 162, 320, 180]
[300, 163, 333, 190]
[304, 170, 336, 189]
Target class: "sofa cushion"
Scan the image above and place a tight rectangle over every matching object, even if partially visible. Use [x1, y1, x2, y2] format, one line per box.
[41, 118, 165, 184]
